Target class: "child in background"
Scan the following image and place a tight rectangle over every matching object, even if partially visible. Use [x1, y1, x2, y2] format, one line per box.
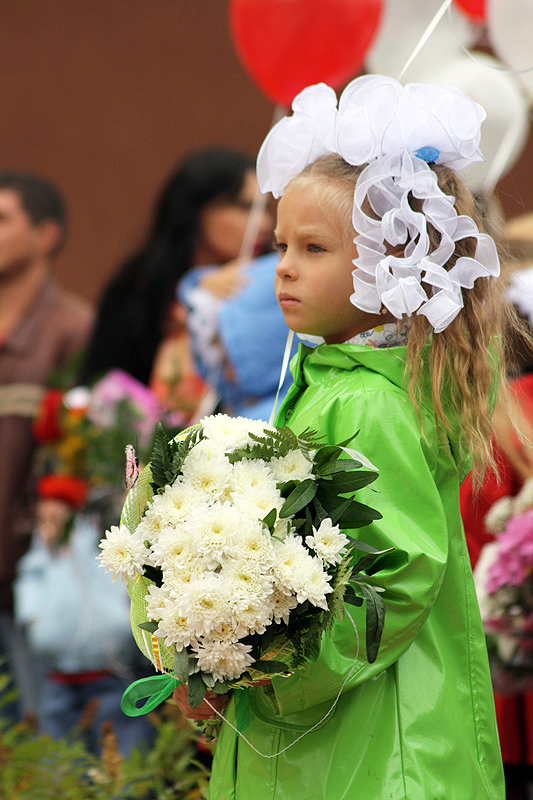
[174, 76, 518, 799]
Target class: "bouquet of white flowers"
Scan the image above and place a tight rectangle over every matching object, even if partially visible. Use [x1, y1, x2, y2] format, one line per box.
[98, 414, 389, 716]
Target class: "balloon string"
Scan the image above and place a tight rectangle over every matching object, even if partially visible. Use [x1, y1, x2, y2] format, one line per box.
[397, 0, 453, 80]
[203, 609, 360, 759]
[237, 105, 285, 266]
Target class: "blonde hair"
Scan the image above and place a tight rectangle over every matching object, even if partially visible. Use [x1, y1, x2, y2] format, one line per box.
[290, 154, 529, 479]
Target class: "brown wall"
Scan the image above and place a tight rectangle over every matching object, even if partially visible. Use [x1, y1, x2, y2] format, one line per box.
[0, 0, 531, 304]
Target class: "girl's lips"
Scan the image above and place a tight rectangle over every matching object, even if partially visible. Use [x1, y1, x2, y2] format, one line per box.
[278, 292, 300, 307]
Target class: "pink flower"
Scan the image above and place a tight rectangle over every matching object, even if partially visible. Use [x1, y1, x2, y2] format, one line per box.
[88, 369, 164, 447]
[487, 510, 533, 594]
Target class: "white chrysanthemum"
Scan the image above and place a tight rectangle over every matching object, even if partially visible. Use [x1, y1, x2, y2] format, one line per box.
[222, 559, 274, 600]
[184, 438, 230, 473]
[514, 478, 533, 515]
[305, 518, 350, 565]
[162, 558, 204, 590]
[233, 594, 273, 636]
[291, 558, 333, 610]
[232, 483, 284, 521]
[177, 574, 234, 638]
[484, 496, 514, 535]
[200, 413, 259, 451]
[231, 522, 276, 567]
[272, 535, 316, 592]
[98, 525, 149, 582]
[230, 459, 278, 496]
[145, 583, 171, 619]
[191, 503, 246, 565]
[150, 527, 195, 570]
[136, 507, 168, 545]
[180, 452, 233, 500]
[270, 449, 315, 483]
[157, 480, 205, 523]
[151, 593, 198, 651]
[194, 638, 255, 682]
[270, 588, 298, 624]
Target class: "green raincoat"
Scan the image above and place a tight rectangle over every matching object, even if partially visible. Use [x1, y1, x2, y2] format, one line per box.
[208, 342, 504, 800]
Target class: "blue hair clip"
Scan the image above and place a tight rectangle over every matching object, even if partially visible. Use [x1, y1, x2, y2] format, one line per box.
[414, 146, 439, 164]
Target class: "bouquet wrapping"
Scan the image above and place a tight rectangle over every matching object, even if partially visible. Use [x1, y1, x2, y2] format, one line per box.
[99, 414, 390, 717]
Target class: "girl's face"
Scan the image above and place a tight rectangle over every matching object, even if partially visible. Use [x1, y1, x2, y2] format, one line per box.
[275, 181, 384, 343]
[196, 170, 273, 265]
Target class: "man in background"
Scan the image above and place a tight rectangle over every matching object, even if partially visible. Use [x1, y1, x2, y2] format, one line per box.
[0, 172, 93, 716]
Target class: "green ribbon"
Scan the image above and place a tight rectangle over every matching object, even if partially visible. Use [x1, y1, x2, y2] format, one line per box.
[121, 674, 178, 717]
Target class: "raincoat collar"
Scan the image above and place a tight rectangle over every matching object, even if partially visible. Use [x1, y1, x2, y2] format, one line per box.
[291, 341, 414, 395]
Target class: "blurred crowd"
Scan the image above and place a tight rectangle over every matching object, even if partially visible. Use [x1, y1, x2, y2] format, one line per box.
[0, 149, 295, 757]
[1, 150, 533, 796]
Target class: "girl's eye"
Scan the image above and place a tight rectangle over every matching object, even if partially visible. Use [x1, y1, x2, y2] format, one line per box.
[308, 244, 324, 253]
[275, 242, 287, 254]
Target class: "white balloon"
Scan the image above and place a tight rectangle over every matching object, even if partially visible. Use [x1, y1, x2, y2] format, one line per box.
[366, 0, 474, 82]
[488, 0, 533, 100]
[422, 52, 530, 191]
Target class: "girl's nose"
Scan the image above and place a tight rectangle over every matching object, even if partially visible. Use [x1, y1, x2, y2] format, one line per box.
[275, 249, 296, 279]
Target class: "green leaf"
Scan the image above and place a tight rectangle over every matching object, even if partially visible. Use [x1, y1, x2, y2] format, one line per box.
[312, 495, 329, 524]
[302, 632, 321, 662]
[351, 547, 394, 575]
[138, 621, 158, 633]
[355, 582, 386, 663]
[343, 584, 364, 607]
[187, 672, 207, 708]
[149, 423, 173, 492]
[322, 470, 378, 493]
[173, 649, 190, 684]
[280, 478, 317, 517]
[328, 495, 356, 526]
[336, 500, 383, 528]
[211, 680, 233, 694]
[316, 459, 365, 477]
[325, 550, 354, 631]
[312, 444, 344, 468]
[252, 659, 290, 674]
[346, 538, 381, 554]
[262, 508, 278, 531]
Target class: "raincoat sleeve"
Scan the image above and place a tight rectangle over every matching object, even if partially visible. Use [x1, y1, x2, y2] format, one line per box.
[270, 385, 450, 716]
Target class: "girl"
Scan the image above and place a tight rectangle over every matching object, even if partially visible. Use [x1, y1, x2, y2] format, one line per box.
[175, 76, 515, 799]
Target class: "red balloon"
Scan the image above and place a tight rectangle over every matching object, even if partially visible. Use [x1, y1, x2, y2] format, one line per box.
[453, 0, 486, 22]
[230, 0, 383, 107]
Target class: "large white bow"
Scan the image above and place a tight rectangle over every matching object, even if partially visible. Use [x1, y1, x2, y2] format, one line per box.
[257, 75, 499, 334]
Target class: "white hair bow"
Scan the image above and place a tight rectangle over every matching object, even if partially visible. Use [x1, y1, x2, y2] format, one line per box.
[257, 75, 500, 334]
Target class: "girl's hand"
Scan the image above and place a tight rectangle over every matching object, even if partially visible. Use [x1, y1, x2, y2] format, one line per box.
[173, 684, 229, 720]
[200, 260, 248, 299]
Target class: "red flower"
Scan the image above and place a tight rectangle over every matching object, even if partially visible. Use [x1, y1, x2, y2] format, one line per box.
[34, 389, 64, 443]
[37, 474, 89, 509]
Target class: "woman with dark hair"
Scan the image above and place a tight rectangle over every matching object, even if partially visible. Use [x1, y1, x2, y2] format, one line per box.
[79, 148, 273, 419]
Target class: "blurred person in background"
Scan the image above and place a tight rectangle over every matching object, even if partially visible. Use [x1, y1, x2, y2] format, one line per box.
[79, 147, 274, 422]
[0, 172, 93, 718]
